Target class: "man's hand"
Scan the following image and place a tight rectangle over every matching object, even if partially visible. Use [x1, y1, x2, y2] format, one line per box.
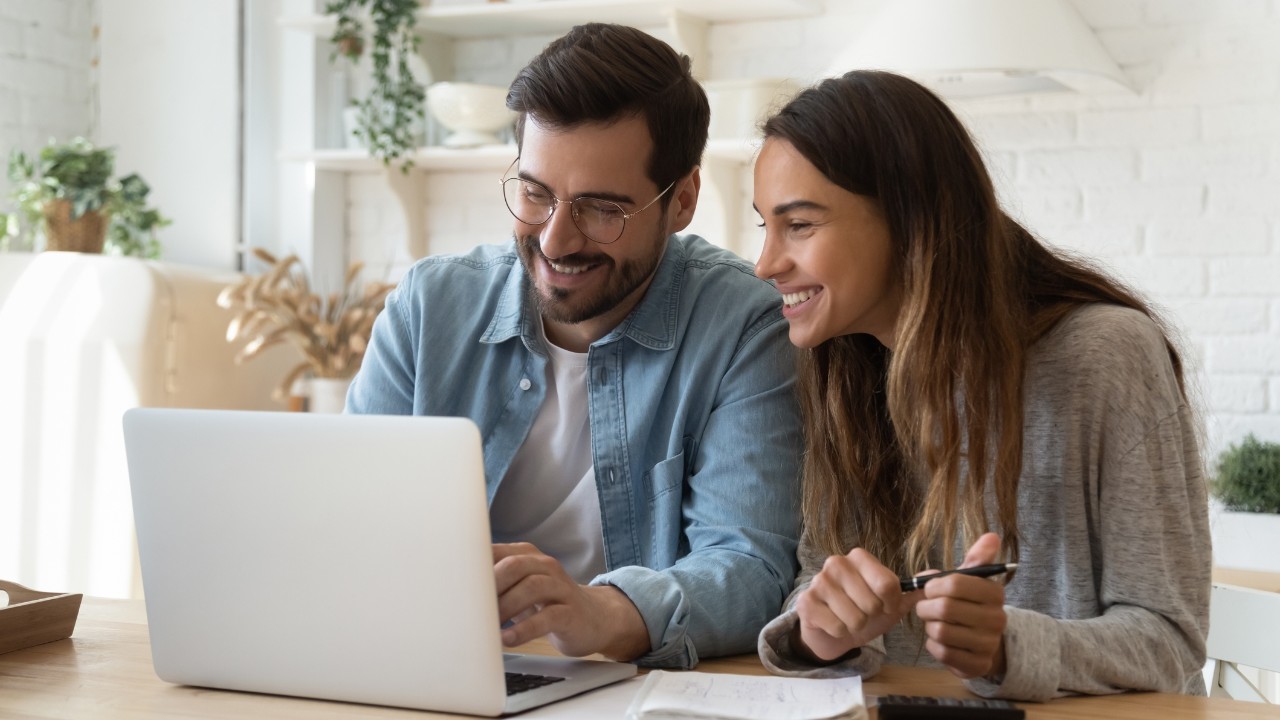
[793, 548, 914, 662]
[914, 532, 1009, 679]
[493, 542, 650, 661]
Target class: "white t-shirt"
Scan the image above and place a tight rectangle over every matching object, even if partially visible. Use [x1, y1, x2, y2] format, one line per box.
[488, 324, 606, 584]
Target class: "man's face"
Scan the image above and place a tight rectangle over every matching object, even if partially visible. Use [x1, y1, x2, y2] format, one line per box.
[511, 115, 681, 348]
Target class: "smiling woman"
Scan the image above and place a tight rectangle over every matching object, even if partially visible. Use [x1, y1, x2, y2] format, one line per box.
[753, 70, 1211, 703]
[753, 139, 900, 350]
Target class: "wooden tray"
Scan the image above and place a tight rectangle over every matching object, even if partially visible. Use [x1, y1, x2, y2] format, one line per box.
[0, 579, 83, 655]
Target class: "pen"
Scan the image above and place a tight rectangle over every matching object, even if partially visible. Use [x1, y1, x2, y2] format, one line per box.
[899, 562, 1018, 592]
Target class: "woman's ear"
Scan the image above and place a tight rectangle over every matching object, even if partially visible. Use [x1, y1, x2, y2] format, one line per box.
[664, 167, 701, 234]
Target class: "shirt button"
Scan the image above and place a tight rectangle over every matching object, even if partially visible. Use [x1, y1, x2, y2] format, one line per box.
[519, 378, 531, 391]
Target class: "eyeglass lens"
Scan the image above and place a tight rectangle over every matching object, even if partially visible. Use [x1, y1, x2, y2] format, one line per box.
[502, 178, 628, 244]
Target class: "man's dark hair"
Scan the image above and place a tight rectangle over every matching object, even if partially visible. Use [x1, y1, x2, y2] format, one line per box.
[506, 23, 709, 201]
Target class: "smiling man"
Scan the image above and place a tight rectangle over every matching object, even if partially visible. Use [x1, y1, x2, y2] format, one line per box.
[347, 23, 802, 669]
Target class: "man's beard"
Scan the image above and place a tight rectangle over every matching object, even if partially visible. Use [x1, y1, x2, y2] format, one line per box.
[515, 229, 667, 325]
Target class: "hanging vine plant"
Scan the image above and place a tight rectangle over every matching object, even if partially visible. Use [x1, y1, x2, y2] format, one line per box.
[325, 0, 425, 170]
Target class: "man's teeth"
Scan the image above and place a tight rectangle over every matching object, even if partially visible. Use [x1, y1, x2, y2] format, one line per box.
[783, 289, 818, 308]
[549, 261, 591, 275]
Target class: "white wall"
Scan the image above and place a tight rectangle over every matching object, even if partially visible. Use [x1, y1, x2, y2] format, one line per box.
[5, 0, 1279, 462]
[339, 0, 1280, 464]
[955, 0, 1280, 462]
[1, 1, 241, 268]
[97, 0, 240, 269]
[0, 0, 96, 202]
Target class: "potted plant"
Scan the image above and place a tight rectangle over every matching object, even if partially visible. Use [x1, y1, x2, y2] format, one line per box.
[1209, 434, 1280, 572]
[3, 137, 169, 258]
[216, 247, 396, 411]
[325, 0, 425, 170]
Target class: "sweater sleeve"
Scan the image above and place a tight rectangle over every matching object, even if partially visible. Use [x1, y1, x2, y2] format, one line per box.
[757, 531, 888, 678]
[759, 305, 1211, 700]
[966, 406, 1211, 701]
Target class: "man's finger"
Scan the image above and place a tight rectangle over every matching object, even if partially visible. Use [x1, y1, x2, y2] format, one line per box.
[492, 542, 540, 562]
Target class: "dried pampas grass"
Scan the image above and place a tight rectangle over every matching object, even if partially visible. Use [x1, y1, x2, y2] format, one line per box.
[217, 247, 396, 401]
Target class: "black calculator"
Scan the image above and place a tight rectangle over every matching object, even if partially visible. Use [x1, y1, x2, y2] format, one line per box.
[876, 694, 1025, 719]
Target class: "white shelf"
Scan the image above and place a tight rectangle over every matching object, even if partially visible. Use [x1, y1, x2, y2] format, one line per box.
[280, 0, 822, 38]
[280, 138, 758, 172]
[707, 137, 761, 163]
[280, 145, 518, 172]
[278, 0, 801, 261]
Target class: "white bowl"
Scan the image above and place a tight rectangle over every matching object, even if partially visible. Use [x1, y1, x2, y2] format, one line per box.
[426, 82, 516, 148]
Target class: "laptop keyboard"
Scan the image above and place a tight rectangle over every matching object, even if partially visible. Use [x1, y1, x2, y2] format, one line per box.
[505, 671, 566, 696]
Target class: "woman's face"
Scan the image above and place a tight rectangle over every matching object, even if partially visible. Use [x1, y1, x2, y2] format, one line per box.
[753, 137, 902, 349]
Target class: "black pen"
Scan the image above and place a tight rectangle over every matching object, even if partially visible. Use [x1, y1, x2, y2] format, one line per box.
[899, 563, 1018, 592]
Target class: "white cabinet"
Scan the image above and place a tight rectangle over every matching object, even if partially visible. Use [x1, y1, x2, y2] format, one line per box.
[277, 0, 820, 268]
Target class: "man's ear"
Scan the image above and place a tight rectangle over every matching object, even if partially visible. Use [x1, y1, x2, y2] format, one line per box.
[664, 166, 701, 235]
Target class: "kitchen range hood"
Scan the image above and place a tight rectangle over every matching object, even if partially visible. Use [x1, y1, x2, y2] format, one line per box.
[831, 0, 1131, 98]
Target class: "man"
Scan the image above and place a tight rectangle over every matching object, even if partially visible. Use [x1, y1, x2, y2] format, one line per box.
[348, 23, 801, 669]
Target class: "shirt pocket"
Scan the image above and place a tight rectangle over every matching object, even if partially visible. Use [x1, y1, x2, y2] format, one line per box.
[644, 451, 686, 502]
[644, 451, 687, 567]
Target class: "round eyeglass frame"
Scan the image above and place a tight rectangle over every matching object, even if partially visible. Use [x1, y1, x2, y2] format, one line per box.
[499, 157, 675, 245]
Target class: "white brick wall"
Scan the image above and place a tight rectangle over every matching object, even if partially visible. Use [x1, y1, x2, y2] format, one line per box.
[964, 1, 1280, 459]
[0, 0, 1269, 607]
[337, 0, 1280, 462]
[0, 0, 96, 200]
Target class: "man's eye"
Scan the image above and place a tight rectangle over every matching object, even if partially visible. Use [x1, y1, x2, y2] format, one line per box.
[523, 186, 552, 204]
[578, 200, 624, 221]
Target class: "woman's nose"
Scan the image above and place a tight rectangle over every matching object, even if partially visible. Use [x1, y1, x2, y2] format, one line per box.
[754, 236, 783, 280]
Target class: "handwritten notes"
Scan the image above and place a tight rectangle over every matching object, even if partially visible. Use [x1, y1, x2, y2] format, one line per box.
[625, 670, 866, 720]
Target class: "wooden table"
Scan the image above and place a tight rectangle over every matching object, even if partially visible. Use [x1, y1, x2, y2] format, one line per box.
[1214, 567, 1280, 594]
[1, 598, 1275, 719]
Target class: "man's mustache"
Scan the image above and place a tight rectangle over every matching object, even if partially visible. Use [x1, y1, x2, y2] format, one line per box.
[517, 235, 612, 269]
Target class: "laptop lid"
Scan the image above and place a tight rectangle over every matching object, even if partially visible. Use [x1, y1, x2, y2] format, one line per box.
[123, 408, 633, 716]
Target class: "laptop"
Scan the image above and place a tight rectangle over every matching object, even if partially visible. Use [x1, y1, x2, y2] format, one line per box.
[122, 408, 637, 716]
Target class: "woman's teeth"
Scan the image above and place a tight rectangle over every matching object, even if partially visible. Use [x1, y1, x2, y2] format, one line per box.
[783, 289, 818, 308]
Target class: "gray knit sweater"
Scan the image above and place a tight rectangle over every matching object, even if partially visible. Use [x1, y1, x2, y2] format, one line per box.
[758, 304, 1211, 702]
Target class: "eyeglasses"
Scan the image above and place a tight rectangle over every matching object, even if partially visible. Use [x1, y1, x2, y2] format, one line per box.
[500, 158, 675, 245]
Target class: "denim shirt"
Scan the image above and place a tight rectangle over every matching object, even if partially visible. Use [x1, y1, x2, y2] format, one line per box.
[347, 234, 802, 668]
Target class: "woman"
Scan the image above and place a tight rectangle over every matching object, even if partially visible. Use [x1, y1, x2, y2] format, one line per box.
[753, 70, 1210, 702]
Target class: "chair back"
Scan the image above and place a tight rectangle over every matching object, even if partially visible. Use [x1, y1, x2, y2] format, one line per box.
[1205, 583, 1280, 702]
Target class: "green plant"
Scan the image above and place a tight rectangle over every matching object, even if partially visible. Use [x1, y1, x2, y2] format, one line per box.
[1212, 434, 1280, 514]
[325, 0, 425, 170]
[4, 137, 169, 258]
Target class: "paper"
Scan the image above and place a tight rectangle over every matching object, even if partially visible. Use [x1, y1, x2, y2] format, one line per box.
[625, 670, 866, 720]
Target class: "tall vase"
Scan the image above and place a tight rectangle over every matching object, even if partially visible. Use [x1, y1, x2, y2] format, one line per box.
[309, 377, 352, 414]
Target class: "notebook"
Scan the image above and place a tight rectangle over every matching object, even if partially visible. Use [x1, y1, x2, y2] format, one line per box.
[122, 408, 637, 716]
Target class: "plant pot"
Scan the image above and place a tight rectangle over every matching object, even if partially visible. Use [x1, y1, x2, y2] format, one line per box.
[308, 376, 352, 414]
[43, 199, 108, 254]
[1211, 506, 1280, 572]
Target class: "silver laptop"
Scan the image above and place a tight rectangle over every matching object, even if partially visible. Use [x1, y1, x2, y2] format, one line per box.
[123, 408, 636, 716]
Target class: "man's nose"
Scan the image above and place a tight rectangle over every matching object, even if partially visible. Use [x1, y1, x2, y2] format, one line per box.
[538, 202, 590, 260]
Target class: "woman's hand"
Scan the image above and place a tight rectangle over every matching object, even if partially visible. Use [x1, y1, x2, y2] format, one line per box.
[793, 548, 913, 662]
[914, 532, 1009, 679]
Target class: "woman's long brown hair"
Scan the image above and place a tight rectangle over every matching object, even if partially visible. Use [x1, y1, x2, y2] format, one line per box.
[763, 71, 1186, 574]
